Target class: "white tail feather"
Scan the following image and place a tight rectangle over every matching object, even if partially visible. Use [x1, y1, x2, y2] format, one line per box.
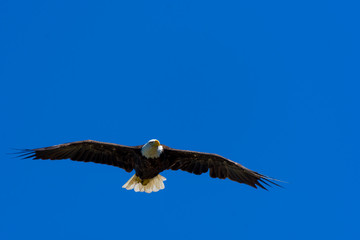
[122, 174, 166, 193]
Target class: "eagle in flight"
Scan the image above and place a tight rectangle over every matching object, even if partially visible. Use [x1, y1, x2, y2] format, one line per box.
[19, 139, 280, 193]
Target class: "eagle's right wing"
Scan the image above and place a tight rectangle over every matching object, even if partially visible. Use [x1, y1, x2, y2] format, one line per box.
[18, 140, 140, 172]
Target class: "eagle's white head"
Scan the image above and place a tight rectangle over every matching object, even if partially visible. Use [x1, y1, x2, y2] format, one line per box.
[141, 139, 164, 159]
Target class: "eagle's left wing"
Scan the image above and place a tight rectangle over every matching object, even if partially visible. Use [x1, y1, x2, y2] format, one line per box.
[163, 146, 280, 190]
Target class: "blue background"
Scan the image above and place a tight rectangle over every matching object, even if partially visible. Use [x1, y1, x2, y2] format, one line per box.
[1, 1, 359, 239]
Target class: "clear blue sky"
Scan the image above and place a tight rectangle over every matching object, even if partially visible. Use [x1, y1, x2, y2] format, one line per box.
[1, 1, 359, 239]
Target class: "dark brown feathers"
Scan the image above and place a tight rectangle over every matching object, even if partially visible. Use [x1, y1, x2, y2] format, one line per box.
[19, 140, 140, 173]
[162, 146, 280, 190]
[18, 140, 281, 190]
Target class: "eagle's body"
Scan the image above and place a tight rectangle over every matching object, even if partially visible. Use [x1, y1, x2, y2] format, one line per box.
[136, 140, 165, 179]
[19, 139, 280, 193]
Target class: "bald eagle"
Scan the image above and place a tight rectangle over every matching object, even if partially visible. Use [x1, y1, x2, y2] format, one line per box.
[19, 139, 280, 193]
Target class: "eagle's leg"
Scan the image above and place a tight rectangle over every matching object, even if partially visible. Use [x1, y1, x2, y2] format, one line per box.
[141, 179, 151, 185]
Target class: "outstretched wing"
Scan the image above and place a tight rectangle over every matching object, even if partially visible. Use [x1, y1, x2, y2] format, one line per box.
[163, 147, 280, 190]
[18, 140, 140, 172]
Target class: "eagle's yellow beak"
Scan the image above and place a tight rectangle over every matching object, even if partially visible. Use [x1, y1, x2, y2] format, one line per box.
[153, 140, 160, 147]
